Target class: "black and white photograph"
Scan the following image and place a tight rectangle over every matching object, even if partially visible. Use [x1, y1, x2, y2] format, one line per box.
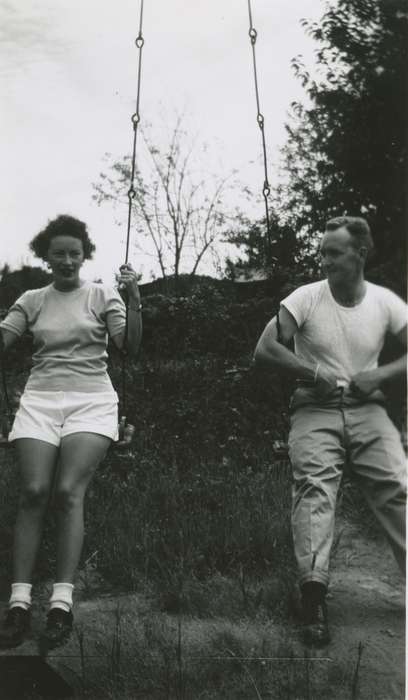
[0, 1, 406, 698]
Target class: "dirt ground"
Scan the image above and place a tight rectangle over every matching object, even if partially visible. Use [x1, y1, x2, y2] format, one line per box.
[326, 520, 405, 700]
[0, 519, 405, 699]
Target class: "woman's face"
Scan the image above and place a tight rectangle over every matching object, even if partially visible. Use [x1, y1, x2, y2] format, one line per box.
[47, 235, 85, 288]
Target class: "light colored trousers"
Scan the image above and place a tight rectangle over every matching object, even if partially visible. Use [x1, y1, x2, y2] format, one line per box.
[288, 393, 406, 587]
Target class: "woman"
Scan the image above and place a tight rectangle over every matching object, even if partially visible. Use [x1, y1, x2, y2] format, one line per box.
[0, 214, 142, 649]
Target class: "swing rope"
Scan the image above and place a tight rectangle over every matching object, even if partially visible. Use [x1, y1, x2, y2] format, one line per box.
[0, 337, 10, 414]
[0, 334, 14, 446]
[120, 0, 145, 421]
[247, 0, 272, 265]
[0, 337, 11, 414]
[247, 2, 288, 447]
[247, 1, 282, 342]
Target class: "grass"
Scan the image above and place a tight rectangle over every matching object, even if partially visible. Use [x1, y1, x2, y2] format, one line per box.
[85, 444, 294, 600]
[44, 607, 368, 699]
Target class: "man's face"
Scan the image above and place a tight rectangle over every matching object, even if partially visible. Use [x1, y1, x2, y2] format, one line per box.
[319, 226, 365, 283]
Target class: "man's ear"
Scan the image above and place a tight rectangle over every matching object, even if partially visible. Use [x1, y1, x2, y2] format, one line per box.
[359, 246, 368, 262]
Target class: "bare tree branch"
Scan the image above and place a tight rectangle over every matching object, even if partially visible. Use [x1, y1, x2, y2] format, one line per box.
[92, 116, 242, 283]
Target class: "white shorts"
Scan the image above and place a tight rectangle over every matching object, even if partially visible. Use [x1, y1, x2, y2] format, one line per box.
[9, 390, 119, 447]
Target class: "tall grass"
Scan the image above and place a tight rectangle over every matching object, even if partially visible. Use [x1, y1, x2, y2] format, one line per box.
[86, 443, 294, 606]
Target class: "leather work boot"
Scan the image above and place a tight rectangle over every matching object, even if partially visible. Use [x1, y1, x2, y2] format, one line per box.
[41, 608, 73, 650]
[0, 606, 31, 649]
[301, 582, 330, 647]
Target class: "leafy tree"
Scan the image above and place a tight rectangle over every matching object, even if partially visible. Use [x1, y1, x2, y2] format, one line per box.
[93, 117, 241, 287]
[221, 200, 315, 290]
[0, 265, 51, 309]
[279, 0, 407, 285]
[223, 205, 320, 292]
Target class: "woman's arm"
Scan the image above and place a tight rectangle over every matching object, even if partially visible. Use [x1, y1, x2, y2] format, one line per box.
[0, 328, 20, 352]
[114, 303, 143, 357]
[110, 264, 142, 358]
[0, 293, 30, 352]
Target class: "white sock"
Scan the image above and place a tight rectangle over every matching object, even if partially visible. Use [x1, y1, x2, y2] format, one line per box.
[49, 583, 74, 613]
[9, 582, 32, 611]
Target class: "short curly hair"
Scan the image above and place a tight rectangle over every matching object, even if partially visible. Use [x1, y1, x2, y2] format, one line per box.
[30, 215, 96, 261]
[325, 216, 374, 253]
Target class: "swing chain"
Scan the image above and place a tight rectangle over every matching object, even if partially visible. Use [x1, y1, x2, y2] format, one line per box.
[0, 333, 14, 442]
[120, 0, 145, 423]
[247, 0, 272, 264]
[124, 0, 145, 265]
[0, 335, 11, 417]
[248, 27, 257, 44]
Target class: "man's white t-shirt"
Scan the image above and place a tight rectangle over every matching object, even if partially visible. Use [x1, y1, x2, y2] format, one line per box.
[281, 280, 407, 383]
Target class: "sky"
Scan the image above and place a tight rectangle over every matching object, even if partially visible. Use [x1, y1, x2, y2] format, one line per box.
[0, 0, 322, 284]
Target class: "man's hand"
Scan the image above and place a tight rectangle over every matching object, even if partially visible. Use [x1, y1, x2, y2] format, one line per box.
[349, 370, 382, 397]
[315, 366, 338, 399]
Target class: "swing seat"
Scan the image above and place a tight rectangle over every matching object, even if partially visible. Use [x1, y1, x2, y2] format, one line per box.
[0, 418, 13, 448]
[115, 415, 135, 449]
[109, 417, 135, 478]
[272, 440, 288, 458]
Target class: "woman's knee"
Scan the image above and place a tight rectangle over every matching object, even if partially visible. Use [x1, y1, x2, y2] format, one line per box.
[54, 485, 85, 513]
[19, 484, 50, 512]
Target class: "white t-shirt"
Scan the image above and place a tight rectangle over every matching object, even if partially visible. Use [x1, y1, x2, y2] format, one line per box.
[0, 281, 126, 393]
[281, 280, 407, 383]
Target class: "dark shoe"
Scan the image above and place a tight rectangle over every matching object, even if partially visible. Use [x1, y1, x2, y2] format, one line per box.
[301, 582, 330, 647]
[0, 606, 30, 649]
[41, 608, 73, 650]
[302, 598, 330, 647]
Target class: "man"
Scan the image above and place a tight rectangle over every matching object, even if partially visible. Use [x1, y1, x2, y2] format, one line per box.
[254, 216, 407, 646]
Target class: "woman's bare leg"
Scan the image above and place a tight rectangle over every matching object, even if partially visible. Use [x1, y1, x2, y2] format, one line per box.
[53, 433, 110, 582]
[13, 439, 58, 582]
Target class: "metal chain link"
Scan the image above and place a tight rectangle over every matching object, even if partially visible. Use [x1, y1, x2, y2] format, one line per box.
[121, 0, 145, 415]
[247, 0, 272, 263]
[125, 0, 145, 265]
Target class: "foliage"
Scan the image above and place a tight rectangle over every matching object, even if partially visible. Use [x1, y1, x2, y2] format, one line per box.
[223, 213, 319, 285]
[138, 287, 276, 361]
[0, 264, 51, 308]
[279, 0, 407, 280]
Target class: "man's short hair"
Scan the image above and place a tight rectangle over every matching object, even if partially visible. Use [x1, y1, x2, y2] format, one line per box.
[325, 216, 374, 252]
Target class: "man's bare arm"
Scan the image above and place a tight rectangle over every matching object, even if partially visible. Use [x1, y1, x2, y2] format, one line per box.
[254, 306, 340, 397]
[254, 307, 317, 381]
